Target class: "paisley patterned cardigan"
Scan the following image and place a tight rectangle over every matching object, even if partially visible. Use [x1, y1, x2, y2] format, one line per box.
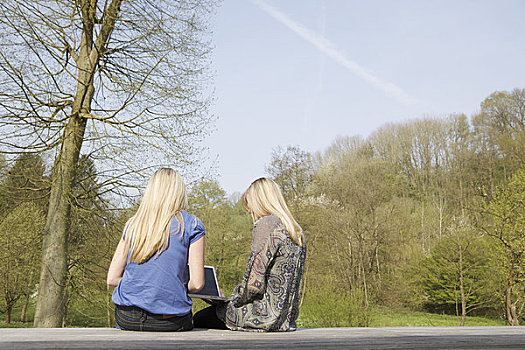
[218, 215, 306, 331]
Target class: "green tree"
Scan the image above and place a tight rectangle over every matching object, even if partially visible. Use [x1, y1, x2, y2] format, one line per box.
[471, 88, 525, 197]
[189, 179, 228, 213]
[0, 202, 45, 323]
[188, 179, 252, 292]
[0, 155, 7, 215]
[420, 219, 493, 325]
[0, 153, 48, 323]
[2, 153, 48, 212]
[65, 156, 119, 326]
[482, 169, 525, 325]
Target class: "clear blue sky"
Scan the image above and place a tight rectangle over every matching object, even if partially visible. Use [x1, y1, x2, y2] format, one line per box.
[205, 0, 525, 195]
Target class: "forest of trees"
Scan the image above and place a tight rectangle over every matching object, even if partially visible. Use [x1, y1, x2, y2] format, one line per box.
[0, 87, 524, 327]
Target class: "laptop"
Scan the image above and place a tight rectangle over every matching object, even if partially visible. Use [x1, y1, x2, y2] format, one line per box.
[184, 265, 230, 302]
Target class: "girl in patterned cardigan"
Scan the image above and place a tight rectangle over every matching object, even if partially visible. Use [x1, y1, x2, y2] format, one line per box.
[194, 177, 306, 331]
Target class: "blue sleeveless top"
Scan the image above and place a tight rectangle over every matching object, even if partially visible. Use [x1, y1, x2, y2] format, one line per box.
[112, 210, 205, 315]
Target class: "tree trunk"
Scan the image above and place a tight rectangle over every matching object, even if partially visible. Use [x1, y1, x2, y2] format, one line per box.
[20, 294, 29, 323]
[458, 242, 466, 326]
[5, 304, 12, 324]
[34, 115, 87, 327]
[362, 262, 369, 310]
[454, 285, 459, 319]
[106, 285, 112, 328]
[459, 177, 465, 217]
[20, 266, 36, 323]
[505, 283, 520, 326]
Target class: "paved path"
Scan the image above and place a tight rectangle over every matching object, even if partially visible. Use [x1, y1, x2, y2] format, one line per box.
[1, 326, 525, 349]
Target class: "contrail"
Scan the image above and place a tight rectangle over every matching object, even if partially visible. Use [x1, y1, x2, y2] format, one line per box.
[316, 0, 326, 92]
[252, 0, 419, 106]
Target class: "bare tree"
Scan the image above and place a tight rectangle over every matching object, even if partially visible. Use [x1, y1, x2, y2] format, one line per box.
[266, 145, 314, 201]
[0, 0, 215, 326]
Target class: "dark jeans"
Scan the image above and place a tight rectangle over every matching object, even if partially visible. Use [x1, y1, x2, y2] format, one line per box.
[193, 305, 228, 329]
[114, 304, 193, 332]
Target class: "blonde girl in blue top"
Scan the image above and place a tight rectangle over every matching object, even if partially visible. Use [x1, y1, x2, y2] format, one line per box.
[107, 168, 205, 331]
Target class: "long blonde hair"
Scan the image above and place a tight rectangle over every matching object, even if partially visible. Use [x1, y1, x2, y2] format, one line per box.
[123, 168, 188, 264]
[242, 177, 305, 247]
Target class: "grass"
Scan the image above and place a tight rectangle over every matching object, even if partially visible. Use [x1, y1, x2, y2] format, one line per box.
[296, 289, 507, 328]
[1, 301, 508, 328]
[0, 321, 33, 328]
[297, 305, 506, 328]
[297, 305, 507, 328]
[368, 306, 506, 327]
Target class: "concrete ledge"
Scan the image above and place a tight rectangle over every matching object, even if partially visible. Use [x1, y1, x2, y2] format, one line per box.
[1, 326, 525, 349]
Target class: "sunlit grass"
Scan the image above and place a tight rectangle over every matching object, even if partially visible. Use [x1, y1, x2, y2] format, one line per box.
[1, 300, 508, 328]
[368, 306, 506, 327]
[297, 294, 507, 328]
[0, 321, 33, 328]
